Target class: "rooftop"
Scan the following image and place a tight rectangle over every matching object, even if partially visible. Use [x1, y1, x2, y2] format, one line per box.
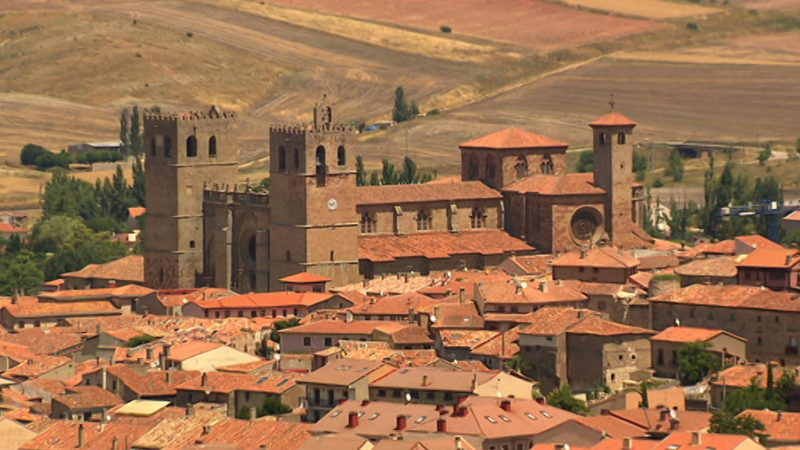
[504, 173, 606, 196]
[370, 367, 500, 392]
[651, 327, 744, 344]
[60, 255, 144, 283]
[278, 319, 409, 336]
[459, 127, 568, 150]
[590, 111, 637, 127]
[650, 432, 752, 450]
[53, 386, 123, 410]
[737, 247, 800, 268]
[738, 410, 800, 443]
[552, 246, 640, 269]
[478, 279, 587, 305]
[280, 272, 332, 284]
[357, 181, 501, 206]
[39, 284, 154, 300]
[298, 359, 388, 387]
[3, 298, 120, 318]
[711, 363, 792, 388]
[674, 256, 738, 278]
[188, 291, 334, 310]
[650, 284, 800, 313]
[566, 315, 654, 337]
[518, 308, 594, 336]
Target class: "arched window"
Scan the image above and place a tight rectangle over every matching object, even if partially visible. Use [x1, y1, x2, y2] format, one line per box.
[150, 138, 157, 157]
[285, 250, 290, 262]
[316, 146, 327, 187]
[330, 250, 335, 261]
[468, 156, 479, 180]
[485, 157, 495, 182]
[416, 210, 432, 231]
[164, 136, 172, 157]
[617, 133, 627, 145]
[599, 133, 608, 145]
[294, 149, 299, 169]
[189, 240, 196, 248]
[360, 213, 376, 233]
[337, 146, 346, 166]
[278, 146, 286, 171]
[540, 155, 554, 174]
[209, 136, 217, 157]
[470, 207, 485, 229]
[514, 156, 528, 179]
[186, 136, 198, 157]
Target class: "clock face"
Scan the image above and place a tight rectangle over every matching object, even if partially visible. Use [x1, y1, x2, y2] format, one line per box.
[327, 198, 338, 211]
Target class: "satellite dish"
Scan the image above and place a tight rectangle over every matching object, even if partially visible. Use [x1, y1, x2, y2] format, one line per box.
[675, 318, 681, 326]
[430, 316, 437, 323]
[669, 409, 678, 420]
[405, 392, 412, 402]
[565, 445, 570, 450]
[453, 359, 458, 364]
[496, 390, 503, 398]
[519, 282, 528, 289]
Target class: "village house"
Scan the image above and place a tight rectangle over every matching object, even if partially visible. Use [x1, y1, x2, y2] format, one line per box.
[475, 279, 588, 331]
[21, 421, 153, 450]
[737, 410, 800, 446]
[137, 287, 235, 316]
[585, 385, 686, 416]
[552, 246, 640, 284]
[650, 284, 800, 366]
[281, 272, 332, 293]
[0, 222, 29, 240]
[2, 355, 75, 382]
[182, 290, 355, 319]
[344, 291, 448, 323]
[651, 432, 764, 450]
[160, 341, 261, 372]
[496, 255, 552, 278]
[298, 359, 394, 422]
[37, 284, 154, 314]
[60, 255, 144, 289]
[51, 385, 124, 420]
[435, 330, 499, 362]
[736, 247, 800, 291]
[674, 256, 739, 287]
[650, 327, 747, 379]
[782, 210, 800, 235]
[571, 281, 646, 328]
[278, 319, 420, 354]
[709, 363, 792, 408]
[82, 365, 201, 402]
[0, 296, 122, 330]
[468, 327, 522, 370]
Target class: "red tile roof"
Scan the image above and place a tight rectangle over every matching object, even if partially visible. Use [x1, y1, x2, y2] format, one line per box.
[156, 287, 234, 308]
[470, 327, 520, 358]
[21, 421, 151, 450]
[0, 223, 28, 233]
[192, 418, 312, 450]
[298, 358, 388, 386]
[60, 255, 144, 283]
[567, 315, 654, 337]
[784, 210, 800, 222]
[735, 235, 785, 251]
[128, 206, 146, 218]
[650, 284, 800, 312]
[279, 319, 408, 336]
[167, 341, 224, 361]
[628, 272, 653, 290]
[552, 246, 640, 269]
[3, 355, 72, 379]
[357, 181, 501, 206]
[358, 229, 534, 262]
[651, 432, 750, 450]
[590, 111, 637, 127]
[440, 329, 499, 349]
[580, 417, 647, 438]
[518, 308, 595, 336]
[349, 292, 453, 316]
[189, 291, 334, 310]
[459, 127, 568, 149]
[279, 272, 331, 284]
[711, 363, 791, 389]
[4, 298, 120, 318]
[103, 327, 146, 342]
[674, 256, 738, 278]
[607, 409, 710, 432]
[737, 247, 800, 268]
[176, 371, 299, 394]
[40, 284, 153, 300]
[737, 410, 800, 443]
[504, 172, 606, 196]
[0, 327, 84, 356]
[478, 280, 587, 306]
[53, 386, 123, 410]
[651, 326, 744, 344]
[698, 240, 736, 255]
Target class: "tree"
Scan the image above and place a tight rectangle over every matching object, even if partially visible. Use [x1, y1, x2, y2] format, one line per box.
[20, 144, 48, 166]
[124, 335, 157, 347]
[131, 157, 146, 207]
[665, 148, 684, 182]
[34, 150, 73, 170]
[369, 170, 379, 186]
[709, 412, 768, 441]
[42, 172, 101, 222]
[633, 152, 648, 182]
[392, 87, 412, 123]
[757, 143, 772, 166]
[119, 109, 131, 156]
[269, 317, 302, 343]
[576, 150, 594, 173]
[723, 377, 786, 416]
[546, 384, 588, 414]
[678, 341, 720, 385]
[129, 106, 144, 156]
[259, 397, 292, 416]
[0, 250, 45, 296]
[380, 159, 398, 185]
[400, 156, 418, 184]
[410, 100, 420, 117]
[505, 355, 531, 373]
[5, 234, 22, 254]
[356, 156, 367, 187]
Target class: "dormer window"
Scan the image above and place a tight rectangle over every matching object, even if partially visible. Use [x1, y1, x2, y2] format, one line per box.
[416, 210, 432, 231]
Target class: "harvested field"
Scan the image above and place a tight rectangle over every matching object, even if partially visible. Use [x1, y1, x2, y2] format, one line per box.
[727, 0, 800, 10]
[557, 0, 721, 19]
[260, 0, 663, 51]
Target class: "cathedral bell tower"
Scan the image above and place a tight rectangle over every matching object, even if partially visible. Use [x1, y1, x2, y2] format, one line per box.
[267, 96, 360, 288]
[144, 106, 238, 289]
[591, 97, 637, 244]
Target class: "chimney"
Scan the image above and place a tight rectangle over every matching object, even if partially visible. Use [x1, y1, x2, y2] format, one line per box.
[96, 324, 102, 334]
[187, 404, 195, 417]
[146, 347, 154, 360]
[109, 280, 117, 288]
[11, 290, 18, 305]
[455, 436, 464, 450]
[166, 371, 172, 384]
[102, 367, 107, 390]
[396, 414, 407, 431]
[459, 288, 466, 304]
[446, 289, 453, 297]
[691, 432, 701, 446]
[540, 280, 549, 293]
[500, 400, 511, 412]
[434, 306, 441, 320]
[580, 248, 587, 259]
[250, 407, 258, 421]
[164, 344, 171, 358]
[347, 411, 359, 428]
[78, 424, 85, 449]
[623, 438, 632, 450]
[659, 408, 669, 422]
[436, 417, 447, 433]
[471, 373, 478, 392]
[555, 445, 566, 450]
[408, 307, 415, 323]
[404, 273, 409, 283]
[202, 425, 212, 435]
[361, 399, 370, 406]
[778, 411, 783, 422]
[535, 397, 545, 405]
[202, 372, 208, 388]
[422, 375, 430, 387]
[338, 398, 348, 405]
[600, 409, 610, 416]
[112, 437, 119, 450]
[787, 254, 793, 266]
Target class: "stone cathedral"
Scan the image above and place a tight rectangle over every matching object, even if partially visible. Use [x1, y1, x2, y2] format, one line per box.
[144, 97, 649, 292]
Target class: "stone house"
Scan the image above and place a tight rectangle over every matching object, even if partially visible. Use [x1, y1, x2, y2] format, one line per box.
[161, 341, 261, 372]
[137, 287, 234, 316]
[51, 386, 123, 420]
[0, 297, 122, 331]
[182, 291, 355, 319]
[0, 417, 37, 450]
[709, 363, 793, 408]
[737, 247, 800, 291]
[650, 327, 747, 379]
[782, 210, 800, 236]
[674, 256, 738, 287]
[37, 284, 153, 314]
[475, 279, 587, 331]
[552, 246, 640, 284]
[60, 255, 144, 290]
[278, 319, 413, 354]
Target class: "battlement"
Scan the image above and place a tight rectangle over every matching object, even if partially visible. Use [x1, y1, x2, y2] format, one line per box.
[269, 122, 355, 135]
[203, 182, 269, 206]
[144, 105, 237, 123]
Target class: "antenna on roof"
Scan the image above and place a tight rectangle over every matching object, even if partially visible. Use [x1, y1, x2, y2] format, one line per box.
[608, 94, 615, 111]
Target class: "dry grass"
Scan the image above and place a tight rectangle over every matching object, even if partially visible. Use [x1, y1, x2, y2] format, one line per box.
[556, 0, 721, 19]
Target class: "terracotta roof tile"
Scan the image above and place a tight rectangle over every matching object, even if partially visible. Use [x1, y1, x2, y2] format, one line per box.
[784, 210, 800, 222]
[350, 292, 454, 316]
[103, 327, 146, 342]
[22, 421, 151, 450]
[501, 255, 552, 276]
[628, 272, 653, 290]
[738, 410, 800, 443]
[478, 279, 587, 305]
[698, 240, 736, 255]
[552, 246, 640, 269]
[470, 327, 520, 358]
[195, 418, 312, 450]
[735, 235, 785, 251]
[580, 417, 647, 438]
[279, 319, 408, 336]
[189, 291, 334, 310]
[711, 363, 792, 389]
[0, 223, 28, 233]
[674, 256, 739, 277]
[156, 287, 235, 308]
[650, 284, 800, 312]
[40, 284, 153, 300]
[60, 255, 144, 283]
[176, 371, 298, 394]
[428, 302, 484, 329]
[4, 299, 120, 318]
[567, 315, 654, 337]
[3, 355, 72, 379]
[607, 409, 710, 432]
[0, 328, 84, 356]
[385, 325, 433, 345]
[651, 432, 749, 450]
[651, 326, 744, 344]
[439, 330, 499, 349]
[357, 181, 500, 206]
[504, 173, 606, 196]
[590, 111, 637, 127]
[279, 272, 331, 284]
[128, 206, 146, 218]
[217, 360, 274, 374]
[459, 127, 568, 149]
[517, 308, 592, 336]
[53, 386, 123, 410]
[737, 247, 800, 268]
[299, 359, 388, 387]
[167, 341, 224, 361]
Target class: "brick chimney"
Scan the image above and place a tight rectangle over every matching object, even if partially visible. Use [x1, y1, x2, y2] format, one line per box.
[109, 280, 117, 289]
[250, 407, 258, 421]
[187, 404, 195, 417]
[202, 372, 208, 388]
[112, 437, 119, 450]
[459, 288, 466, 304]
[500, 400, 511, 412]
[623, 438, 632, 450]
[78, 424, 85, 449]
[166, 371, 172, 384]
[422, 375, 430, 387]
[396, 414, 407, 430]
[361, 399, 370, 406]
[146, 347, 154, 360]
[540, 280, 549, 293]
[691, 432, 701, 446]
[436, 417, 447, 433]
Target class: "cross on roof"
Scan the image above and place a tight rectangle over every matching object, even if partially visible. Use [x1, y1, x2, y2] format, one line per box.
[609, 93, 616, 111]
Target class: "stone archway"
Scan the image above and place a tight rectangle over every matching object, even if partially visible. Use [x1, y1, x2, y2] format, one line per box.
[233, 213, 258, 293]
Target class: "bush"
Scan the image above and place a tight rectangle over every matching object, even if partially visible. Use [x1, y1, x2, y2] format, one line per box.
[125, 334, 157, 347]
[20, 144, 48, 166]
[652, 274, 679, 282]
[653, 178, 664, 188]
[427, 109, 440, 116]
[34, 150, 73, 170]
[686, 22, 699, 30]
[75, 150, 124, 165]
[186, 31, 194, 37]
[440, 25, 452, 33]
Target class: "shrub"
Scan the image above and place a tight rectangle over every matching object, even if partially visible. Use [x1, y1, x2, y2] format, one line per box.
[652, 274, 679, 282]
[135, 53, 142, 58]
[427, 109, 440, 115]
[125, 334, 157, 347]
[652, 178, 664, 188]
[20, 144, 48, 166]
[686, 22, 699, 30]
[186, 31, 193, 37]
[440, 25, 452, 33]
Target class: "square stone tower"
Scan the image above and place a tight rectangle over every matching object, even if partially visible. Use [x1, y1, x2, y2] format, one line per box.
[144, 106, 238, 289]
[590, 106, 637, 244]
[268, 96, 361, 288]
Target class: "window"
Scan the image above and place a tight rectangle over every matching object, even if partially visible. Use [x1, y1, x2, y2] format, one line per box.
[324, 337, 332, 347]
[215, 312, 220, 319]
[617, 133, 626, 144]
[757, 337, 763, 346]
[238, 311, 244, 317]
[444, 392, 453, 401]
[757, 315, 762, 322]
[330, 251, 335, 261]
[515, 155, 528, 179]
[209, 136, 217, 157]
[225, 311, 231, 318]
[410, 390, 420, 399]
[337, 146, 346, 166]
[189, 240, 196, 248]
[485, 156, 495, 183]
[186, 136, 198, 157]
[393, 390, 401, 398]
[540, 155, 554, 174]
[708, 312, 715, 320]
[272, 309, 277, 318]
[426, 392, 435, 400]
[360, 213, 376, 233]
[470, 207, 485, 229]
[378, 390, 386, 397]
[303, 337, 312, 347]
[293, 308, 298, 315]
[657, 349, 664, 365]
[251, 311, 257, 318]
[164, 136, 172, 157]
[416, 210, 432, 231]
[150, 137, 157, 157]
[730, 313, 736, 321]
[294, 149, 299, 168]
[278, 146, 286, 171]
[468, 156, 479, 180]
[599, 133, 607, 145]
[282, 309, 287, 317]
[776, 316, 781, 323]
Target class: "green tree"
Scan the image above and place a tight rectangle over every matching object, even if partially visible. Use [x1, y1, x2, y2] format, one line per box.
[5, 234, 22, 254]
[42, 172, 101, 222]
[392, 87, 411, 123]
[757, 143, 773, 166]
[120, 109, 131, 156]
[576, 150, 594, 173]
[259, 397, 292, 416]
[505, 355, 531, 373]
[236, 406, 251, 420]
[0, 250, 45, 296]
[665, 148, 684, 182]
[20, 144, 48, 166]
[124, 335, 157, 347]
[356, 155, 367, 186]
[410, 100, 420, 117]
[400, 156, 418, 184]
[34, 150, 73, 170]
[678, 341, 720, 385]
[131, 157, 146, 207]
[723, 377, 786, 416]
[380, 159, 398, 185]
[633, 152, 648, 182]
[129, 106, 143, 156]
[270, 317, 302, 343]
[546, 384, 588, 414]
[709, 412, 768, 441]
[369, 170, 379, 186]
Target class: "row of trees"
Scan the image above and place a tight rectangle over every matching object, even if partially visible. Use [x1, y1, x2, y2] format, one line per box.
[20, 144, 74, 171]
[356, 156, 435, 186]
[119, 106, 146, 157]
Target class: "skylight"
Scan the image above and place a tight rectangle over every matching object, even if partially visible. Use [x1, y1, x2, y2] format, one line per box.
[540, 411, 552, 418]
[485, 416, 497, 423]
[415, 416, 427, 423]
[499, 415, 511, 422]
[276, 379, 290, 386]
[525, 413, 537, 420]
[369, 413, 380, 421]
[331, 411, 342, 417]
